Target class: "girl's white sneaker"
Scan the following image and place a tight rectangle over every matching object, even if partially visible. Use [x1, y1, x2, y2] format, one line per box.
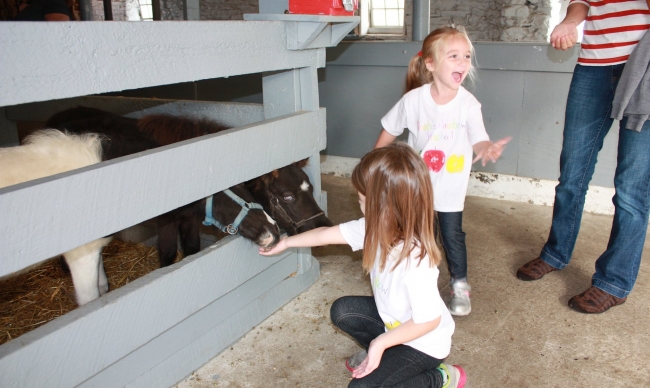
[450, 280, 471, 316]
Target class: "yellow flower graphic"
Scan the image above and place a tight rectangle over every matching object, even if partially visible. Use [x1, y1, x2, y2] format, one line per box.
[385, 320, 402, 330]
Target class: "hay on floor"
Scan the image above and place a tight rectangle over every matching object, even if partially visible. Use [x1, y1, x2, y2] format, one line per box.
[0, 239, 182, 346]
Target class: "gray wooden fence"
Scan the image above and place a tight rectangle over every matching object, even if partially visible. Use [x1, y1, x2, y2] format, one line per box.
[0, 16, 357, 388]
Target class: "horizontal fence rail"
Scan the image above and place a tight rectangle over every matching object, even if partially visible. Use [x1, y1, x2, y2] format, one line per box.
[1, 108, 326, 278]
[0, 21, 325, 107]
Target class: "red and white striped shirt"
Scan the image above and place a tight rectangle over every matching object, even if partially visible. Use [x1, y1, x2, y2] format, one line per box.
[573, 0, 650, 65]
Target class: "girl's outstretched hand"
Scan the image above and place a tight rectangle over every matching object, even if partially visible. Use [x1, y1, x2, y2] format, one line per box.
[472, 136, 512, 166]
[258, 237, 288, 256]
[351, 338, 385, 379]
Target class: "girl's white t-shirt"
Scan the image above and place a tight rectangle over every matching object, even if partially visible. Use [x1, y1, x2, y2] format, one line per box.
[381, 84, 490, 211]
[339, 218, 455, 359]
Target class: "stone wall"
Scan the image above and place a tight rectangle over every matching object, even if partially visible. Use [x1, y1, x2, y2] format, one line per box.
[91, 0, 182, 20]
[431, 0, 555, 42]
[162, 0, 184, 19]
[200, 0, 257, 20]
[197, 0, 559, 42]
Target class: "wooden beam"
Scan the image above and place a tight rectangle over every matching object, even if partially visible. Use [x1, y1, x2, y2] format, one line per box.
[0, 109, 326, 277]
[0, 22, 325, 107]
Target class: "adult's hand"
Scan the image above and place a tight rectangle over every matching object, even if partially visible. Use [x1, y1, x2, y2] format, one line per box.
[550, 21, 579, 50]
[550, 3, 588, 51]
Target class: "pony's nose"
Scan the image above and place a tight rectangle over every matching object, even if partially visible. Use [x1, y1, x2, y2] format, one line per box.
[258, 232, 276, 248]
[258, 224, 281, 248]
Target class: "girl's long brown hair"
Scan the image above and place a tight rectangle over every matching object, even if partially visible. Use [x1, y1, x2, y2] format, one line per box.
[351, 142, 441, 273]
[405, 25, 475, 93]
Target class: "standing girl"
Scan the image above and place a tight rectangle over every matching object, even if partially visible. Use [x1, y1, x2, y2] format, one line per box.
[375, 26, 511, 316]
[260, 143, 465, 388]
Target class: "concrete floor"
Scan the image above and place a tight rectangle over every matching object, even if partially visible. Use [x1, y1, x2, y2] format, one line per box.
[175, 174, 650, 387]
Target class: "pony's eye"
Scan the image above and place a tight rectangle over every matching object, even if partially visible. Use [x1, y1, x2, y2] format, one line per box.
[282, 192, 295, 202]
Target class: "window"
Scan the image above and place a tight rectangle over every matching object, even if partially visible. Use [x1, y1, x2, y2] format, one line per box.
[138, 0, 153, 21]
[359, 0, 405, 35]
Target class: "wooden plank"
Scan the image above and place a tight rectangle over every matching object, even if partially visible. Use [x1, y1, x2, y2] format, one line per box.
[80, 257, 319, 388]
[124, 101, 265, 127]
[0, 109, 326, 277]
[243, 14, 359, 50]
[299, 66, 320, 112]
[262, 65, 319, 118]
[0, 21, 326, 107]
[263, 69, 303, 119]
[0, 235, 305, 388]
[5, 97, 265, 129]
[131, 257, 319, 388]
[325, 42, 578, 72]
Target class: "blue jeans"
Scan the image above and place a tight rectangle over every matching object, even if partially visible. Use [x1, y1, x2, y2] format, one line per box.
[540, 64, 650, 298]
[330, 296, 445, 388]
[436, 212, 468, 281]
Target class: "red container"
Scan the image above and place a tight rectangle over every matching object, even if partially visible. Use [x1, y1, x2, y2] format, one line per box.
[289, 0, 358, 16]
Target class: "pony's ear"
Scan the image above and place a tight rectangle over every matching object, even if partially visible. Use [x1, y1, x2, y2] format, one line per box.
[294, 158, 309, 168]
[245, 178, 264, 193]
[258, 170, 279, 186]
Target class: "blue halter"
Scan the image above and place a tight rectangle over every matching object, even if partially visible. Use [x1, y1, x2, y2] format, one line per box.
[203, 189, 265, 235]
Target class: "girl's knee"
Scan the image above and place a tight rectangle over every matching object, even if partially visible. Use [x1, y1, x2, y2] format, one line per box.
[329, 296, 347, 324]
[347, 378, 371, 388]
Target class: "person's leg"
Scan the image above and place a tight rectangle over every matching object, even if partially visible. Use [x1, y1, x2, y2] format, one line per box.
[347, 345, 446, 388]
[436, 212, 470, 316]
[331, 297, 465, 387]
[570, 117, 650, 312]
[436, 212, 467, 280]
[518, 64, 617, 280]
[330, 296, 385, 348]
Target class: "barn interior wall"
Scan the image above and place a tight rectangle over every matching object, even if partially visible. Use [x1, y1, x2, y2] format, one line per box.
[196, 0, 555, 42]
[318, 41, 617, 191]
[2, 1, 603, 191]
[105, 36, 616, 191]
[75, 0, 555, 39]
[1, 0, 556, 37]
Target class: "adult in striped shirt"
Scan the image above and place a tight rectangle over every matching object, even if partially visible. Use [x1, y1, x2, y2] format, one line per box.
[516, 0, 650, 314]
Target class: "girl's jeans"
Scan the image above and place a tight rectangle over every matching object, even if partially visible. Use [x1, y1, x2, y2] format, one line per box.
[436, 211, 467, 281]
[540, 64, 650, 299]
[330, 296, 444, 388]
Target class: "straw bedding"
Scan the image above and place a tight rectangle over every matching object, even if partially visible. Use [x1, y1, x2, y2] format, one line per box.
[0, 239, 182, 345]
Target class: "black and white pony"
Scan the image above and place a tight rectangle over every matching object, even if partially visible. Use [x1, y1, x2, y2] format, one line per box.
[45, 108, 283, 268]
[45, 106, 332, 267]
[0, 130, 111, 305]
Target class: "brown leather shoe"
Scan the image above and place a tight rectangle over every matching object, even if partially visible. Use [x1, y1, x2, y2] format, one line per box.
[568, 286, 627, 314]
[516, 257, 557, 281]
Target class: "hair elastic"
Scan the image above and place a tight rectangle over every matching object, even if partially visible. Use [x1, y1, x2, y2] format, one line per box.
[417, 51, 423, 57]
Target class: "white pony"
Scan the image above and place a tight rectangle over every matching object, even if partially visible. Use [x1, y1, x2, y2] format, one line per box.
[0, 129, 112, 306]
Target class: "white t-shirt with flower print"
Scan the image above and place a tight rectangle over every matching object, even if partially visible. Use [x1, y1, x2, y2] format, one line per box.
[381, 84, 490, 211]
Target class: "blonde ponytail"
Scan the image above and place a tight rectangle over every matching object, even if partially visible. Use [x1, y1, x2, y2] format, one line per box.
[405, 54, 433, 93]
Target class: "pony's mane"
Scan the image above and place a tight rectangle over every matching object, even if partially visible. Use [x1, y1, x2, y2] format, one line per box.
[136, 115, 230, 146]
[0, 129, 102, 188]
